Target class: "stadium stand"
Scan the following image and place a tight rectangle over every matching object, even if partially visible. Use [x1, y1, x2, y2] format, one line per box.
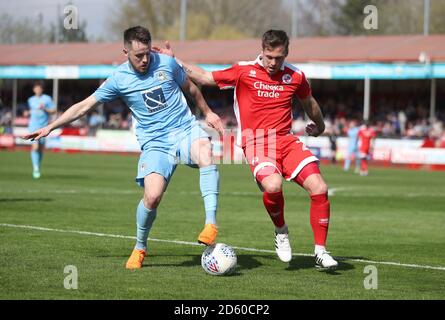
[1, 35, 444, 165]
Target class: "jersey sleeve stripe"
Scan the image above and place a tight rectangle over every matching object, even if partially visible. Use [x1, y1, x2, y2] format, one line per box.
[284, 62, 302, 74]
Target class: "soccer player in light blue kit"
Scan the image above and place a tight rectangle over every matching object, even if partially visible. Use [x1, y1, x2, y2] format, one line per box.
[343, 119, 360, 172]
[23, 26, 224, 269]
[27, 81, 56, 179]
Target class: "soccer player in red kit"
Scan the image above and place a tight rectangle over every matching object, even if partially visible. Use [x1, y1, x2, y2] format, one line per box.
[358, 121, 377, 176]
[153, 30, 338, 269]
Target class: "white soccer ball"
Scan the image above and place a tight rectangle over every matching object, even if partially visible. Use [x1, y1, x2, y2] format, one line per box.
[201, 243, 237, 276]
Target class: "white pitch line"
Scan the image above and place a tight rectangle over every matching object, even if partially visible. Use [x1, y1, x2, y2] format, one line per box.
[1, 223, 445, 271]
[327, 187, 346, 196]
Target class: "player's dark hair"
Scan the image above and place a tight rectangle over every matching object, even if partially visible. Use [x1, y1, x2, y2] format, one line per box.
[124, 26, 151, 48]
[33, 81, 44, 89]
[262, 30, 289, 56]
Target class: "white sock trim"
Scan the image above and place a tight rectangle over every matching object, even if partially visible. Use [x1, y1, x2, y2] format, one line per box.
[314, 245, 326, 255]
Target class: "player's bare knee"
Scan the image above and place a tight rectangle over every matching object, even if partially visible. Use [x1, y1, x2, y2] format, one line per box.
[303, 174, 328, 195]
[264, 185, 282, 193]
[197, 141, 213, 167]
[261, 178, 282, 193]
[191, 139, 212, 167]
[143, 193, 162, 209]
[198, 150, 212, 167]
[316, 181, 328, 195]
[308, 181, 328, 195]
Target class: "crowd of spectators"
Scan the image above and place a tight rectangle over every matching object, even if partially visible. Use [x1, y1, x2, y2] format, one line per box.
[309, 92, 445, 148]
[1, 86, 444, 147]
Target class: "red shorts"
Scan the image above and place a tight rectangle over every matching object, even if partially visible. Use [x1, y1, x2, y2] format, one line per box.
[243, 134, 319, 182]
[359, 147, 370, 158]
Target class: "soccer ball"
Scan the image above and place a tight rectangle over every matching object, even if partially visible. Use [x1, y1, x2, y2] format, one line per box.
[201, 243, 237, 276]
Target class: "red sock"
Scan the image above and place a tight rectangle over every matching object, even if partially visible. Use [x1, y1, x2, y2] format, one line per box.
[361, 158, 368, 172]
[263, 191, 285, 228]
[310, 193, 330, 246]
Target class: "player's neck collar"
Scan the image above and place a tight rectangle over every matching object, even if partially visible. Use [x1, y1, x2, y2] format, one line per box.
[255, 54, 262, 65]
[255, 54, 265, 70]
[128, 60, 150, 76]
[255, 54, 286, 71]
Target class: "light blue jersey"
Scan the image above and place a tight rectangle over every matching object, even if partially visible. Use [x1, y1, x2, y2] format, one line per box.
[347, 126, 359, 152]
[28, 94, 54, 132]
[93, 53, 209, 185]
[93, 53, 196, 150]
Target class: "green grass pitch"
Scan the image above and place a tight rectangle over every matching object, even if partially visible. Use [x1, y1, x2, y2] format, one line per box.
[0, 150, 444, 299]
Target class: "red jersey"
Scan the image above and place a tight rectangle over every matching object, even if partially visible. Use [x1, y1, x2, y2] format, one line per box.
[212, 56, 311, 147]
[358, 126, 376, 152]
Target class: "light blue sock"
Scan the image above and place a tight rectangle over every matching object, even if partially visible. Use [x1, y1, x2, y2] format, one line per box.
[38, 151, 43, 167]
[135, 200, 157, 251]
[31, 150, 40, 172]
[344, 158, 351, 170]
[356, 158, 361, 170]
[199, 165, 219, 225]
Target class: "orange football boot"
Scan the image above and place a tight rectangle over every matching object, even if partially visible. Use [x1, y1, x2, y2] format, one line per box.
[125, 249, 146, 269]
[198, 223, 218, 246]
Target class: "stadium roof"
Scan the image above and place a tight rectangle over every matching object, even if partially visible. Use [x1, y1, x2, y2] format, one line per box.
[1, 34, 445, 66]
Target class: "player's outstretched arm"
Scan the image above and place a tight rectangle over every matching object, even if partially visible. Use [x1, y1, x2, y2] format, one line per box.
[179, 59, 217, 87]
[22, 95, 100, 141]
[181, 77, 224, 135]
[44, 107, 58, 115]
[152, 41, 216, 87]
[300, 95, 325, 137]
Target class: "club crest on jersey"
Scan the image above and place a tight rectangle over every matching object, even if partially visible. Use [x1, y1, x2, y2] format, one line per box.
[156, 71, 167, 82]
[282, 74, 292, 84]
[249, 70, 257, 77]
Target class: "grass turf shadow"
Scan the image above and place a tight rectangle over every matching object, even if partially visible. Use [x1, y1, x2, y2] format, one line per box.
[0, 198, 53, 202]
[286, 255, 356, 274]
